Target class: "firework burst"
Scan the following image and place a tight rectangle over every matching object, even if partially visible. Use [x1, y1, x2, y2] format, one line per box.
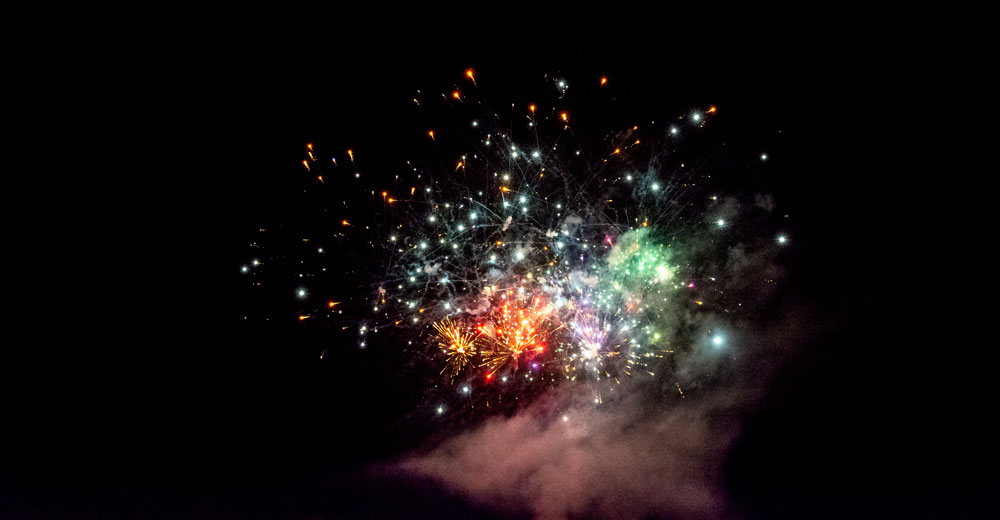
[477, 294, 564, 378]
[432, 318, 479, 380]
[254, 67, 789, 420]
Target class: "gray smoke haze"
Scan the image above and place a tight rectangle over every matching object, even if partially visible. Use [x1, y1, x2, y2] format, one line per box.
[398, 384, 756, 519]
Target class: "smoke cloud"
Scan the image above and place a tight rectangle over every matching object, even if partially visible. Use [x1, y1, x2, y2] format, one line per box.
[399, 386, 751, 519]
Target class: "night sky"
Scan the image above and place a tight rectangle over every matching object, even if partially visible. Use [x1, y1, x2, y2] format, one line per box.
[3, 24, 993, 519]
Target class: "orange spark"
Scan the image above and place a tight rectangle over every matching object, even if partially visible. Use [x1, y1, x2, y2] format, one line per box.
[452, 90, 461, 100]
[707, 106, 717, 113]
[428, 130, 435, 140]
[529, 104, 536, 113]
[341, 219, 350, 226]
[317, 176, 323, 183]
[600, 76, 608, 86]
[328, 301, 340, 308]
[347, 149, 354, 162]
[560, 112, 568, 122]
[302, 160, 310, 171]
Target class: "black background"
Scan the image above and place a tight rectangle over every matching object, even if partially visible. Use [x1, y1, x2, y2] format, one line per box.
[3, 20, 992, 518]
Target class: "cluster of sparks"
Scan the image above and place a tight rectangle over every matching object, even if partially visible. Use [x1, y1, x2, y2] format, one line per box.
[432, 318, 478, 379]
[244, 69, 788, 418]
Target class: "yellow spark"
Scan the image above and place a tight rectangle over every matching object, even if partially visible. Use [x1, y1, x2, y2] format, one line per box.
[302, 160, 310, 171]
[600, 76, 608, 86]
[347, 149, 354, 162]
[560, 112, 568, 122]
[452, 90, 461, 100]
[428, 130, 435, 140]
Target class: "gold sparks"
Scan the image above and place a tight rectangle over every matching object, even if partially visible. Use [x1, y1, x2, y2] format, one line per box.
[433, 318, 479, 380]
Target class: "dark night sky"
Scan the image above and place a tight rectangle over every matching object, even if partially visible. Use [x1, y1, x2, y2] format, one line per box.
[3, 22, 993, 518]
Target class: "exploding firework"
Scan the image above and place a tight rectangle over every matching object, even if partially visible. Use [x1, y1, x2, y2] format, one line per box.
[248, 67, 788, 420]
[432, 318, 479, 380]
[477, 294, 563, 378]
